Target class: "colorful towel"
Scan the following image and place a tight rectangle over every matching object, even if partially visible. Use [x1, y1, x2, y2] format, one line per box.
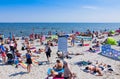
[19, 62, 27, 69]
[47, 68, 64, 75]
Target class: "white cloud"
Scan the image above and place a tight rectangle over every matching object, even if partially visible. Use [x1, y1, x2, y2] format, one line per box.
[82, 5, 98, 10]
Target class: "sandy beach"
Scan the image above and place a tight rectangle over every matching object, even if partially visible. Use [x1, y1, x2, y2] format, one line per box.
[1, 0, 120, 79]
[0, 34, 120, 79]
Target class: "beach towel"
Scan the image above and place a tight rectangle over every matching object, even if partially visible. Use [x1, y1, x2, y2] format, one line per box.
[32, 58, 39, 64]
[38, 61, 48, 65]
[75, 61, 92, 66]
[83, 44, 89, 46]
[47, 68, 64, 75]
[19, 62, 27, 69]
[78, 44, 89, 46]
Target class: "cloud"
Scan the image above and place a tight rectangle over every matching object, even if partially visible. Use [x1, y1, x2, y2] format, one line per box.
[82, 5, 98, 10]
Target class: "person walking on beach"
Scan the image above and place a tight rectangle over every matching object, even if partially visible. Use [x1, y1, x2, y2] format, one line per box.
[26, 49, 32, 73]
[45, 43, 52, 62]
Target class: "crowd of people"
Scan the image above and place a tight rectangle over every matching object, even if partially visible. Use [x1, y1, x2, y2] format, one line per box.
[0, 28, 119, 79]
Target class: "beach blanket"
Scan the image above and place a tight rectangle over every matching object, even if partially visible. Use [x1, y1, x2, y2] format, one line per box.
[78, 44, 89, 46]
[19, 62, 27, 69]
[76, 36, 92, 41]
[32, 58, 39, 64]
[84, 44, 89, 46]
[47, 68, 64, 75]
[75, 61, 92, 66]
[38, 61, 49, 65]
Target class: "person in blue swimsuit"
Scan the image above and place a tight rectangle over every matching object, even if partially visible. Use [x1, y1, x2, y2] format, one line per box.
[26, 49, 32, 73]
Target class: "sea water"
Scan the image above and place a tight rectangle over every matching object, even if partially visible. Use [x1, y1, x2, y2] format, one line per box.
[0, 23, 120, 37]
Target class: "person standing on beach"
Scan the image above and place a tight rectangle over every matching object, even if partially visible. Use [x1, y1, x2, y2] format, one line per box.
[26, 50, 32, 73]
[45, 43, 52, 62]
[0, 43, 7, 64]
[71, 34, 76, 46]
[64, 60, 75, 79]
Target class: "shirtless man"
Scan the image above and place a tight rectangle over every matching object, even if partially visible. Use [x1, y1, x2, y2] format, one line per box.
[50, 60, 64, 77]
[53, 60, 63, 71]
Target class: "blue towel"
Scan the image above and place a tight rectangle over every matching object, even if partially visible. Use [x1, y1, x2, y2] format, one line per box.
[47, 68, 64, 75]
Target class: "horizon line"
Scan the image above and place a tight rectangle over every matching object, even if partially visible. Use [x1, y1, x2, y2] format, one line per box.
[0, 22, 120, 23]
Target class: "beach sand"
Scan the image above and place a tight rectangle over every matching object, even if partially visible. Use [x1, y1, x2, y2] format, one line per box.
[0, 35, 120, 79]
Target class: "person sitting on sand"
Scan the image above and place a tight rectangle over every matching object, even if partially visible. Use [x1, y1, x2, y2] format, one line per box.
[80, 38, 84, 46]
[33, 49, 42, 54]
[53, 60, 64, 71]
[85, 65, 103, 76]
[48, 60, 64, 77]
[94, 41, 100, 47]
[15, 50, 21, 58]
[89, 41, 100, 52]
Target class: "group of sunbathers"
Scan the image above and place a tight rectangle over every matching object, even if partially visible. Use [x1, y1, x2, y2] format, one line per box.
[84, 61, 113, 76]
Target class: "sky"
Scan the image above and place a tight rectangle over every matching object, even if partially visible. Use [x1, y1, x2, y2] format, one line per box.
[0, 0, 120, 22]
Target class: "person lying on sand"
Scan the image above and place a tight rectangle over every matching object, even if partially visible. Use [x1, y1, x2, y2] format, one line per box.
[89, 47, 96, 52]
[68, 52, 84, 55]
[85, 65, 103, 76]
